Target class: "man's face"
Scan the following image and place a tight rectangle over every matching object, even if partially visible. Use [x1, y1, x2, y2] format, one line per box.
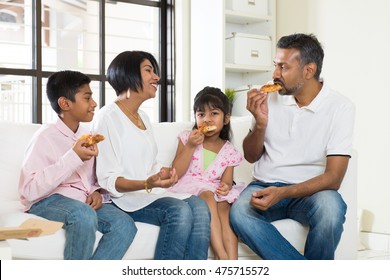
[272, 48, 305, 96]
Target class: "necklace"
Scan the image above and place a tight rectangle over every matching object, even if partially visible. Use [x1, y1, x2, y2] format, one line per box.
[116, 99, 143, 129]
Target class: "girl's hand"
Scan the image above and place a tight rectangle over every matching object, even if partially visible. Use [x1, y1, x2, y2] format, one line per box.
[186, 130, 204, 148]
[86, 191, 102, 210]
[159, 167, 174, 180]
[215, 182, 232, 197]
[147, 168, 178, 189]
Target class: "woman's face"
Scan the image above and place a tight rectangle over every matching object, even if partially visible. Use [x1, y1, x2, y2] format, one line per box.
[140, 59, 160, 99]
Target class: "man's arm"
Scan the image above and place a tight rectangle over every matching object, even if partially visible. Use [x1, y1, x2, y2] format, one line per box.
[251, 156, 350, 210]
[243, 89, 269, 163]
[242, 126, 266, 163]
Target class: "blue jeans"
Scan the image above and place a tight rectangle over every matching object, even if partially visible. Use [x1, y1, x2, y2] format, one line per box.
[230, 181, 347, 260]
[29, 194, 136, 260]
[119, 195, 211, 260]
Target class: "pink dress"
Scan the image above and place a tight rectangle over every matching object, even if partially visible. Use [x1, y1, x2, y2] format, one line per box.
[168, 130, 246, 203]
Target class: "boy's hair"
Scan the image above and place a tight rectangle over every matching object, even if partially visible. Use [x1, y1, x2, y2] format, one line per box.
[46, 70, 91, 114]
[193, 86, 232, 141]
[106, 51, 160, 96]
[277, 33, 324, 80]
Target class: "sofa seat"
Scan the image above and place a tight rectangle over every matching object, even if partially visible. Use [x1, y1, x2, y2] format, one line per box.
[0, 118, 357, 259]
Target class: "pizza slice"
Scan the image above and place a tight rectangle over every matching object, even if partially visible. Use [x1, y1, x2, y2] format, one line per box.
[198, 125, 217, 134]
[80, 134, 105, 147]
[259, 83, 283, 93]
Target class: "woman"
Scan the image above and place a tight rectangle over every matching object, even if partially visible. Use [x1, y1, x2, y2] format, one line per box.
[92, 51, 210, 260]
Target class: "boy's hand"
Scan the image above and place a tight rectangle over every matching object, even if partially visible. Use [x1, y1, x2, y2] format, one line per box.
[86, 191, 102, 210]
[73, 138, 98, 161]
[216, 182, 232, 197]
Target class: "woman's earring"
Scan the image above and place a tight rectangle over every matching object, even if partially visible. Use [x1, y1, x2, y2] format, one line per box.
[126, 89, 131, 99]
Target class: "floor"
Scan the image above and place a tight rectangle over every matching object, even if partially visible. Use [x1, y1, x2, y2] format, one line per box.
[358, 249, 390, 260]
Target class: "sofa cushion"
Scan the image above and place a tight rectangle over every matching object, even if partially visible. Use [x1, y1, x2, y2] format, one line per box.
[0, 121, 41, 202]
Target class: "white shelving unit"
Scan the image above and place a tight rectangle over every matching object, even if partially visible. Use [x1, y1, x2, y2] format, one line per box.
[223, 0, 276, 91]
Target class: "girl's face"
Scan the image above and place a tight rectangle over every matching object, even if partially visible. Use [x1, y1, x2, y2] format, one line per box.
[195, 104, 229, 135]
[140, 59, 160, 99]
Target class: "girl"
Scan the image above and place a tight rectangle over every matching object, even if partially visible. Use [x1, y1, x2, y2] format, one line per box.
[169, 86, 245, 260]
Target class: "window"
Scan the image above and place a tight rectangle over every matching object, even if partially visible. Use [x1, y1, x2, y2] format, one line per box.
[0, 0, 175, 124]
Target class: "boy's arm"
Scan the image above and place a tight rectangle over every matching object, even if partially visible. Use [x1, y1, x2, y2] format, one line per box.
[19, 135, 84, 203]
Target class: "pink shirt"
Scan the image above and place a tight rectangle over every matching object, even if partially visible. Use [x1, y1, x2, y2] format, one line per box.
[19, 118, 101, 211]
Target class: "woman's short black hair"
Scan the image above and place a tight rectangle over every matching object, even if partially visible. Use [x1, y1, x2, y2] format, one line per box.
[193, 86, 232, 141]
[106, 51, 160, 96]
[46, 70, 91, 114]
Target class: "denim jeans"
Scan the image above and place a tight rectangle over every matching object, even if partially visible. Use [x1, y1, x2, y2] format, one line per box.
[230, 181, 347, 260]
[29, 194, 136, 260]
[120, 195, 211, 260]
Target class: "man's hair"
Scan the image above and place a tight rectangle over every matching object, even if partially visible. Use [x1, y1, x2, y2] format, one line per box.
[106, 51, 160, 96]
[193, 86, 232, 141]
[277, 33, 324, 80]
[46, 70, 91, 114]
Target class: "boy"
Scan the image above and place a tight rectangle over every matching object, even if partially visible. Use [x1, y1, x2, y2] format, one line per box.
[19, 70, 136, 259]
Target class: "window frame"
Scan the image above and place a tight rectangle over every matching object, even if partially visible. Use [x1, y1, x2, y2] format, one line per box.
[0, 0, 175, 123]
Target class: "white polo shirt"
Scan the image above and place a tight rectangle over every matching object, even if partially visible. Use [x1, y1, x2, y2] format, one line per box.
[252, 83, 355, 184]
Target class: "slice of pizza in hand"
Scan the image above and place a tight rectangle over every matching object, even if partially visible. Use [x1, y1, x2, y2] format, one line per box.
[259, 83, 283, 93]
[80, 134, 105, 147]
[198, 125, 217, 134]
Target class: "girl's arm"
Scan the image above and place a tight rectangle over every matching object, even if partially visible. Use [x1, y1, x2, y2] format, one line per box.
[216, 166, 234, 196]
[172, 130, 203, 178]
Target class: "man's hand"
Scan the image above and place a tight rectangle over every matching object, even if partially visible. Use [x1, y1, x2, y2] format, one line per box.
[250, 186, 284, 211]
[247, 88, 269, 129]
[86, 191, 102, 210]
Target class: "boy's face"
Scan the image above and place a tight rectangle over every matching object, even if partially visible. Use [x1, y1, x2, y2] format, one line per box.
[67, 84, 97, 123]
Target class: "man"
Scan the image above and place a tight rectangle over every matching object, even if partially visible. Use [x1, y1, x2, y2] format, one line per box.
[230, 33, 355, 260]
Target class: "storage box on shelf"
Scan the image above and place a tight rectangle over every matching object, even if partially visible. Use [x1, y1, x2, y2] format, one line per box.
[226, 33, 272, 66]
[224, 0, 275, 94]
[226, 0, 268, 16]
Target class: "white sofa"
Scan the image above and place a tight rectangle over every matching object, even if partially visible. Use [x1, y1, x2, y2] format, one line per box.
[0, 117, 357, 259]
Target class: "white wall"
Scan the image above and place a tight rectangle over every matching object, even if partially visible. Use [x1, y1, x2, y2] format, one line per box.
[178, 0, 390, 235]
[276, 0, 390, 234]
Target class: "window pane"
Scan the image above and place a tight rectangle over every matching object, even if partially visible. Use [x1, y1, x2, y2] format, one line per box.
[41, 0, 100, 73]
[0, 0, 33, 69]
[42, 79, 101, 124]
[0, 75, 32, 123]
[105, 2, 160, 122]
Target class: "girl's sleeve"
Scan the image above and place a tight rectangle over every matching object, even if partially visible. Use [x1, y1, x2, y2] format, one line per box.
[226, 142, 244, 167]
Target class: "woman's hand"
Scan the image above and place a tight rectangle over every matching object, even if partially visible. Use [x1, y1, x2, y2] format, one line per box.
[147, 168, 178, 189]
[86, 191, 102, 210]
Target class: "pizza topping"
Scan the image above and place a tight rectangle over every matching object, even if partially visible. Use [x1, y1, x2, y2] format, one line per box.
[198, 125, 217, 134]
[80, 134, 105, 147]
[259, 83, 283, 93]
